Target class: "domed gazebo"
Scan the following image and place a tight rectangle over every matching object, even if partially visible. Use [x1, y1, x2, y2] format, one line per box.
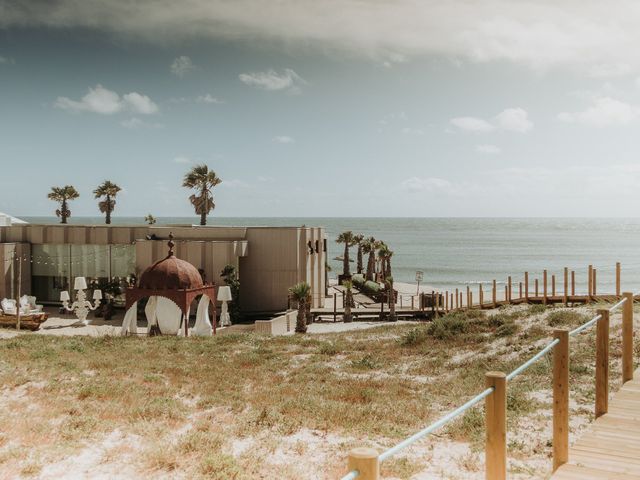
[122, 233, 216, 336]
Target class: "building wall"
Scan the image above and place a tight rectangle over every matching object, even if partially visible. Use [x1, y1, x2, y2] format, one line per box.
[0, 243, 32, 300]
[0, 224, 325, 313]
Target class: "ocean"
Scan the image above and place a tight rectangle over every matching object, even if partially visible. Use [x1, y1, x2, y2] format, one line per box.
[21, 217, 640, 294]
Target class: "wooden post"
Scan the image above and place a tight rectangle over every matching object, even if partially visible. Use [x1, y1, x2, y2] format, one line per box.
[616, 262, 621, 297]
[543, 270, 548, 305]
[466, 286, 470, 308]
[485, 372, 507, 480]
[450, 293, 454, 313]
[479, 284, 484, 307]
[507, 276, 512, 302]
[553, 329, 570, 472]
[431, 291, 436, 317]
[460, 292, 463, 309]
[445, 291, 449, 312]
[551, 274, 556, 297]
[563, 267, 568, 306]
[571, 270, 575, 297]
[347, 447, 379, 480]
[411, 295, 415, 310]
[593, 268, 597, 296]
[399, 295, 403, 309]
[519, 282, 522, 299]
[535, 279, 539, 297]
[15, 254, 22, 331]
[333, 293, 337, 322]
[595, 309, 609, 418]
[470, 291, 473, 308]
[492, 279, 497, 308]
[524, 272, 529, 302]
[588, 264, 593, 301]
[622, 292, 634, 383]
[455, 288, 459, 309]
[504, 285, 508, 304]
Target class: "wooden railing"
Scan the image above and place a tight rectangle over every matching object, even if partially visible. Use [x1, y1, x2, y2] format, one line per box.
[340, 292, 635, 480]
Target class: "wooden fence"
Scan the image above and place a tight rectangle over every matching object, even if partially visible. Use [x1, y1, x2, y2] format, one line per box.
[340, 291, 635, 479]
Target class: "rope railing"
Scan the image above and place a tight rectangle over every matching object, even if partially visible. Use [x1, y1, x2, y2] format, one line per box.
[340, 291, 636, 480]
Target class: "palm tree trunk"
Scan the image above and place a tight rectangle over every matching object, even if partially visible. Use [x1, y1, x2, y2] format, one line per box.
[61, 200, 68, 224]
[343, 243, 350, 276]
[366, 253, 375, 281]
[295, 299, 307, 333]
[387, 258, 391, 277]
[356, 245, 363, 274]
[200, 187, 207, 225]
[105, 195, 112, 225]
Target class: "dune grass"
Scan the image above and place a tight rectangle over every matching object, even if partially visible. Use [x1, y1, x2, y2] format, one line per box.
[0, 303, 632, 478]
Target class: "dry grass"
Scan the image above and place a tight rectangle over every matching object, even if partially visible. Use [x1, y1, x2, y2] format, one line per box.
[0, 302, 636, 479]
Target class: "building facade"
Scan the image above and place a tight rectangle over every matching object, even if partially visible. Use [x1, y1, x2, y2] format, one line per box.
[0, 224, 326, 313]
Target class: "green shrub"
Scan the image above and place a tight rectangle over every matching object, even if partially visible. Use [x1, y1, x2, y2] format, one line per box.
[398, 327, 430, 347]
[528, 304, 547, 315]
[427, 315, 468, 340]
[547, 310, 589, 327]
[496, 322, 519, 337]
[350, 354, 379, 370]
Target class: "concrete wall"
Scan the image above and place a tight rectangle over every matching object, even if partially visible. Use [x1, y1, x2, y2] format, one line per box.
[254, 310, 296, 335]
[0, 224, 325, 313]
[239, 226, 325, 312]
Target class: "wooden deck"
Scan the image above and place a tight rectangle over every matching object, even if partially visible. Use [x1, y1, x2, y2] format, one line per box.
[551, 368, 640, 479]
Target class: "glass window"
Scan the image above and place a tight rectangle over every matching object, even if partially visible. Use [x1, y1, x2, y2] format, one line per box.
[32, 244, 71, 303]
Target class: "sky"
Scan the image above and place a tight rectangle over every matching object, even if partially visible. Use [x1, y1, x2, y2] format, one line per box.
[2, 1, 640, 217]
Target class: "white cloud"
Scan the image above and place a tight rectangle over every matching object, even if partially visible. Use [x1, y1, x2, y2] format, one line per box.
[122, 92, 159, 114]
[558, 97, 638, 127]
[7, 1, 640, 72]
[196, 94, 223, 104]
[55, 85, 159, 115]
[495, 108, 533, 133]
[173, 156, 191, 164]
[170, 55, 194, 77]
[452, 108, 533, 133]
[239, 69, 305, 92]
[476, 144, 501, 154]
[273, 135, 295, 144]
[450, 116, 495, 133]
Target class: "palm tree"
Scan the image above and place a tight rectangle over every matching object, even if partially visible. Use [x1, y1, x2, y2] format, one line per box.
[182, 164, 222, 226]
[353, 234, 365, 274]
[47, 186, 79, 224]
[362, 237, 377, 282]
[336, 231, 356, 278]
[377, 243, 389, 280]
[343, 280, 353, 323]
[93, 180, 121, 225]
[386, 276, 397, 322]
[144, 214, 157, 225]
[289, 282, 311, 333]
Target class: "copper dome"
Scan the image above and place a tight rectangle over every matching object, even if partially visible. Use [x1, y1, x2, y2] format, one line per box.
[138, 234, 204, 290]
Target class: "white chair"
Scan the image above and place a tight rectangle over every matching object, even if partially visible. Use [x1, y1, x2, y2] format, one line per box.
[1, 299, 18, 315]
[26, 296, 43, 313]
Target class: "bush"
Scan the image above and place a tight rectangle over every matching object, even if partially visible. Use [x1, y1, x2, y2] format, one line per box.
[528, 304, 547, 315]
[398, 327, 430, 347]
[547, 310, 589, 327]
[496, 322, 518, 337]
[427, 315, 468, 340]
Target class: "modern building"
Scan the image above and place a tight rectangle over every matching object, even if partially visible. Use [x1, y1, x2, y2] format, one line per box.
[0, 223, 326, 313]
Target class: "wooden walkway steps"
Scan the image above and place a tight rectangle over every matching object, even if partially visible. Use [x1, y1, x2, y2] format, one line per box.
[551, 367, 640, 480]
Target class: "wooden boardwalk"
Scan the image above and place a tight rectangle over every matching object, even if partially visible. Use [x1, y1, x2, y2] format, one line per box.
[552, 367, 640, 480]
